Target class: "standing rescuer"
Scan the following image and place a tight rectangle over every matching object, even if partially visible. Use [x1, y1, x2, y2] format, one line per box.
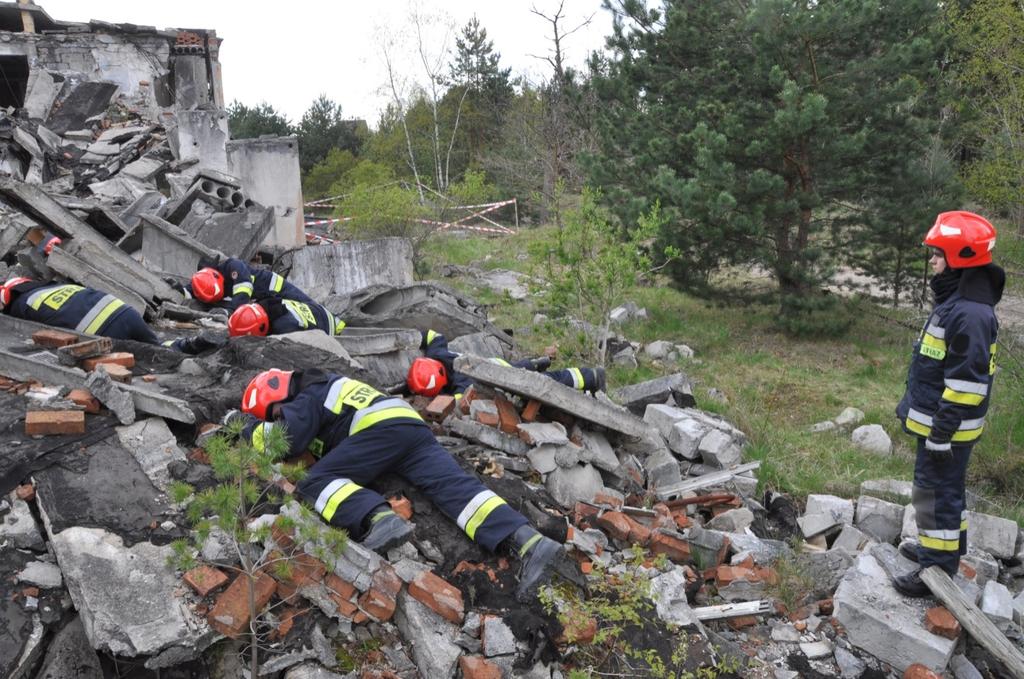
[234, 368, 564, 601]
[893, 211, 1004, 598]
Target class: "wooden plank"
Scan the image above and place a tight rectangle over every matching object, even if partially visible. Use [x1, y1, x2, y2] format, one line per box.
[0, 348, 195, 423]
[46, 246, 149, 314]
[653, 462, 761, 500]
[920, 566, 1024, 677]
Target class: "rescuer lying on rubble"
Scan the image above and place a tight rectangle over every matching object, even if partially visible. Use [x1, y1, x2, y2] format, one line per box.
[172, 256, 316, 313]
[0, 277, 222, 354]
[227, 298, 346, 338]
[406, 328, 606, 398]
[230, 368, 563, 601]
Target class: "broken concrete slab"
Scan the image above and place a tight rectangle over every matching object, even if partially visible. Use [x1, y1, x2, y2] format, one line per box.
[338, 283, 514, 349]
[115, 418, 187, 494]
[335, 327, 422, 357]
[23, 70, 61, 121]
[186, 204, 275, 262]
[46, 246, 150, 314]
[577, 430, 620, 472]
[650, 566, 701, 628]
[45, 82, 118, 135]
[448, 417, 530, 456]
[457, 355, 651, 438]
[545, 464, 604, 508]
[448, 332, 507, 360]
[834, 549, 956, 673]
[517, 422, 569, 446]
[266, 332, 354, 363]
[854, 495, 904, 544]
[286, 239, 415, 301]
[980, 580, 1014, 631]
[612, 373, 695, 415]
[139, 214, 223, 278]
[17, 560, 63, 589]
[697, 428, 742, 468]
[1, 492, 45, 550]
[706, 507, 754, 533]
[84, 368, 136, 425]
[831, 525, 871, 554]
[805, 494, 856, 525]
[33, 615, 104, 679]
[45, 526, 211, 661]
[394, 590, 462, 678]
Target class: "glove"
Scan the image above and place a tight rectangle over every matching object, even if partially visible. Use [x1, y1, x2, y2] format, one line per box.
[208, 307, 230, 319]
[925, 438, 953, 464]
[163, 278, 186, 294]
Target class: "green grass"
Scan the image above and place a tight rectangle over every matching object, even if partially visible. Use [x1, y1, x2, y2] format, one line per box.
[422, 229, 1024, 524]
[998, 226, 1024, 295]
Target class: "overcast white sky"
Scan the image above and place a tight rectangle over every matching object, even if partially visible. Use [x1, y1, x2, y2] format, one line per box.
[37, 1, 614, 126]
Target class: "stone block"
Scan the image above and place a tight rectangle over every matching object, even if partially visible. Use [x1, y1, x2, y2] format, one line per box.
[447, 417, 530, 456]
[831, 525, 870, 554]
[706, 507, 754, 533]
[17, 561, 63, 589]
[408, 571, 464, 624]
[482, 615, 516, 657]
[980, 580, 1013, 630]
[966, 510, 1018, 559]
[25, 410, 86, 435]
[851, 424, 892, 456]
[2, 494, 45, 550]
[949, 654, 984, 679]
[833, 551, 955, 672]
[806, 494, 856, 525]
[517, 421, 569, 446]
[527, 445, 558, 474]
[854, 495, 904, 544]
[834, 407, 865, 429]
[698, 429, 742, 468]
[861, 478, 914, 504]
[578, 430, 619, 472]
[650, 567, 699, 627]
[545, 464, 603, 508]
[613, 373, 695, 415]
[645, 448, 683, 490]
[798, 512, 841, 539]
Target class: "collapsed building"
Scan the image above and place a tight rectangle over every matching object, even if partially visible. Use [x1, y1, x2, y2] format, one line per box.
[0, 4, 1023, 679]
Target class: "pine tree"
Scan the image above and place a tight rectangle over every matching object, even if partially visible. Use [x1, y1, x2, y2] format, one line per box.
[297, 94, 362, 174]
[589, 0, 957, 331]
[227, 101, 292, 140]
[448, 16, 513, 163]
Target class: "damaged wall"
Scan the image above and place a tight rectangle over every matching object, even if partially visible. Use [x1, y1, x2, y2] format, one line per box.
[226, 136, 304, 250]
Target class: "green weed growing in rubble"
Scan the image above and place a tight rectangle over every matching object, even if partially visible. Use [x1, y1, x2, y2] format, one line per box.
[540, 551, 735, 678]
[168, 418, 347, 678]
[764, 539, 814, 615]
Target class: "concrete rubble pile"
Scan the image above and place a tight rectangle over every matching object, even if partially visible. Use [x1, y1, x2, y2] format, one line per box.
[2, 6, 1024, 679]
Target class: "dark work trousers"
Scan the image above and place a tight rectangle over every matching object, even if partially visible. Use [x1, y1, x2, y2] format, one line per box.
[296, 421, 527, 551]
[509, 359, 596, 391]
[912, 437, 972, 575]
[102, 308, 161, 344]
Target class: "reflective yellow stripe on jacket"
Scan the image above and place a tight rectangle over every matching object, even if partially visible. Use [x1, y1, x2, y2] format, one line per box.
[321, 377, 423, 434]
[905, 408, 985, 443]
[74, 295, 124, 335]
[456, 489, 508, 540]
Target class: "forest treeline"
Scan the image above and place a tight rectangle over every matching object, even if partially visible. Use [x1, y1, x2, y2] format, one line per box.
[230, 0, 1023, 333]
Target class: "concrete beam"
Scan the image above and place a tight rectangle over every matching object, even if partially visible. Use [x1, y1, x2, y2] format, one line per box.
[454, 355, 651, 438]
[47, 247, 148, 314]
[0, 348, 194, 423]
[0, 180, 182, 304]
[139, 214, 223, 278]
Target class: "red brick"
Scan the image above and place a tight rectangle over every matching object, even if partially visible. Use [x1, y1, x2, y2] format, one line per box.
[649, 530, 691, 563]
[727, 615, 758, 630]
[903, 664, 942, 679]
[276, 552, 327, 589]
[142, 374, 157, 383]
[25, 410, 85, 436]
[274, 606, 303, 639]
[562, 616, 598, 644]
[458, 385, 476, 414]
[625, 516, 652, 545]
[816, 598, 834, 616]
[389, 495, 413, 520]
[473, 406, 500, 428]
[68, 388, 100, 414]
[14, 484, 34, 501]
[521, 399, 543, 422]
[597, 511, 632, 541]
[58, 337, 113, 361]
[82, 352, 135, 371]
[924, 606, 960, 640]
[207, 572, 276, 638]
[183, 565, 229, 597]
[959, 561, 977, 579]
[98, 364, 132, 383]
[32, 329, 79, 348]
[22, 586, 39, 598]
[325, 573, 357, 610]
[651, 503, 676, 530]
[356, 565, 401, 622]
[408, 570, 464, 624]
[593, 491, 623, 509]
[716, 565, 757, 586]
[425, 395, 455, 422]
[573, 502, 599, 523]
[459, 657, 501, 679]
[672, 510, 692, 530]
[494, 395, 521, 434]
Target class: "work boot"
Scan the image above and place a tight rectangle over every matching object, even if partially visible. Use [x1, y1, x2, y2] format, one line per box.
[581, 367, 606, 393]
[527, 356, 552, 372]
[180, 329, 227, 355]
[892, 569, 931, 598]
[510, 525, 562, 602]
[360, 510, 413, 554]
[898, 540, 920, 564]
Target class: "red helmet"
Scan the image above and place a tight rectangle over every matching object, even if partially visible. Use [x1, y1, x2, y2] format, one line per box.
[924, 211, 997, 269]
[191, 267, 225, 303]
[0, 277, 33, 308]
[241, 369, 293, 420]
[228, 303, 270, 337]
[42, 236, 61, 255]
[407, 357, 448, 397]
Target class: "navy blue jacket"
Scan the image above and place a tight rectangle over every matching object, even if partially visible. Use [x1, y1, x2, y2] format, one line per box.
[421, 329, 474, 396]
[241, 371, 422, 458]
[896, 267, 1002, 445]
[5, 281, 130, 335]
[184, 258, 314, 311]
[260, 297, 345, 336]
